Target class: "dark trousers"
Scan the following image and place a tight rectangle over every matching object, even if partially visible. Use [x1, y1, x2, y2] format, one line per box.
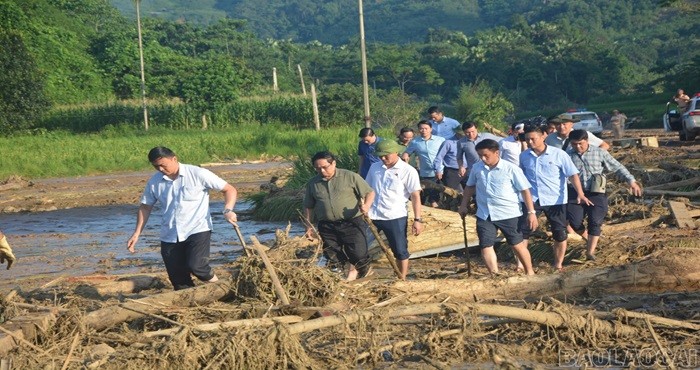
[519, 201, 568, 242]
[318, 216, 370, 270]
[442, 167, 463, 191]
[567, 191, 608, 236]
[161, 230, 214, 290]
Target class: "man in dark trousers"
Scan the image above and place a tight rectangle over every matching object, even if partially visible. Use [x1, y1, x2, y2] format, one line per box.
[127, 147, 239, 290]
[304, 151, 375, 281]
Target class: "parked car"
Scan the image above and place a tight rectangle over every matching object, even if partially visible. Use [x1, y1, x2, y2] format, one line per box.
[676, 93, 700, 141]
[564, 109, 603, 134]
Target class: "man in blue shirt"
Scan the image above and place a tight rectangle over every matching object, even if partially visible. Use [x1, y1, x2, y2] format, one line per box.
[457, 121, 503, 180]
[519, 126, 591, 272]
[358, 127, 382, 179]
[432, 130, 463, 191]
[428, 106, 460, 139]
[458, 139, 538, 275]
[402, 120, 445, 207]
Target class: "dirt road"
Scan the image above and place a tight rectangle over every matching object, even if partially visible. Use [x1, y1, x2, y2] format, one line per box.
[0, 161, 293, 213]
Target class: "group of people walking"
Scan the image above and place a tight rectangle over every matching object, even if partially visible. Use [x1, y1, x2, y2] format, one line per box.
[305, 107, 643, 281]
[115, 105, 645, 289]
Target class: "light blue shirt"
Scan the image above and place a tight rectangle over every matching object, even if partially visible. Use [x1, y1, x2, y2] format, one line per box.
[467, 159, 531, 221]
[430, 116, 460, 139]
[519, 145, 579, 206]
[432, 139, 460, 172]
[405, 135, 446, 177]
[456, 133, 503, 170]
[141, 164, 228, 243]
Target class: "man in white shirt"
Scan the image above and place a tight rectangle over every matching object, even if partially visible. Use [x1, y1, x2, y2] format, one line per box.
[499, 122, 526, 166]
[367, 140, 423, 280]
[127, 147, 239, 290]
[545, 113, 610, 152]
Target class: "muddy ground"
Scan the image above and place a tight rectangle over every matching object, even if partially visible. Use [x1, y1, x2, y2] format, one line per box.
[0, 160, 294, 213]
[0, 129, 699, 369]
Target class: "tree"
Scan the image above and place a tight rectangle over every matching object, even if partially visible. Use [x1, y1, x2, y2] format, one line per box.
[0, 30, 50, 133]
[179, 54, 243, 129]
[452, 80, 513, 131]
[368, 44, 443, 93]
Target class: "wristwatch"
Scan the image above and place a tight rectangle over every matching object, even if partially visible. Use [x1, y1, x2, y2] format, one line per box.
[414, 218, 422, 222]
[223, 208, 234, 215]
[527, 210, 536, 214]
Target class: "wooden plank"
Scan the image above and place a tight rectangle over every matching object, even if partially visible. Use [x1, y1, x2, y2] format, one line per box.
[668, 201, 696, 229]
[640, 137, 659, 147]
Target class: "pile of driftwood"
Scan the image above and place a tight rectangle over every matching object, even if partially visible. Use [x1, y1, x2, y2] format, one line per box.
[1, 224, 699, 369]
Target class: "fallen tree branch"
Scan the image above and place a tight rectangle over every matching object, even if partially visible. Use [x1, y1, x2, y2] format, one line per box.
[645, 319, 676, 370]
[250, 235, 290, 305]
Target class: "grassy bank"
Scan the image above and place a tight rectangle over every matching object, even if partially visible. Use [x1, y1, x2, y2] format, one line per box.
[0, 124, 392, 180]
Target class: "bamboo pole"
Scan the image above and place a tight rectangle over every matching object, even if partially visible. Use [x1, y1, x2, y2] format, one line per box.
[135, 0, 149, 131]
[233, 224, 253, 257]
[143, 315, 304, 337]
[358, 0, 371, 128]
[362, 215, 402, 279]
[297, 64, 307, 96]
[249, 236, 290, 305]
[272, 67, 278, 92]
[311, 84, 320, 131]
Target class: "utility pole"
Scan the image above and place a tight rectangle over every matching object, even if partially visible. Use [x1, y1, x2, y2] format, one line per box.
[358, 0, 371, 128]
[135, 0, 149, 130]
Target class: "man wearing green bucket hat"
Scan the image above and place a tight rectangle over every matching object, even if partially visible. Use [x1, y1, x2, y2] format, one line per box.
[366, 139, 423, 280]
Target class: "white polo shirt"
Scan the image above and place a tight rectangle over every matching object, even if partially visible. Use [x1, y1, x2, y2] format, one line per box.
[366, 159, 421, 221]
[141, 164, 228, 243]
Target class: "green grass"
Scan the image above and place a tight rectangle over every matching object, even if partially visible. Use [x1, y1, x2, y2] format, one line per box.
[0, 124, 392, 180]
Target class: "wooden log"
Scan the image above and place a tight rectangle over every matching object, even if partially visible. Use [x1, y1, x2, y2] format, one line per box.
[369, 206, 478, 261]
[644, 177, 700, 191]
[643, 189, 700, 197]
[71, 275, 165, 297]
[420, 180, 460, 198]
[143, 315, 304, 337]
[392, 248, 700, 302]
[83, 281, 235, 331]
[287, 302, 637, 337]
[481, 122, 507, 138]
